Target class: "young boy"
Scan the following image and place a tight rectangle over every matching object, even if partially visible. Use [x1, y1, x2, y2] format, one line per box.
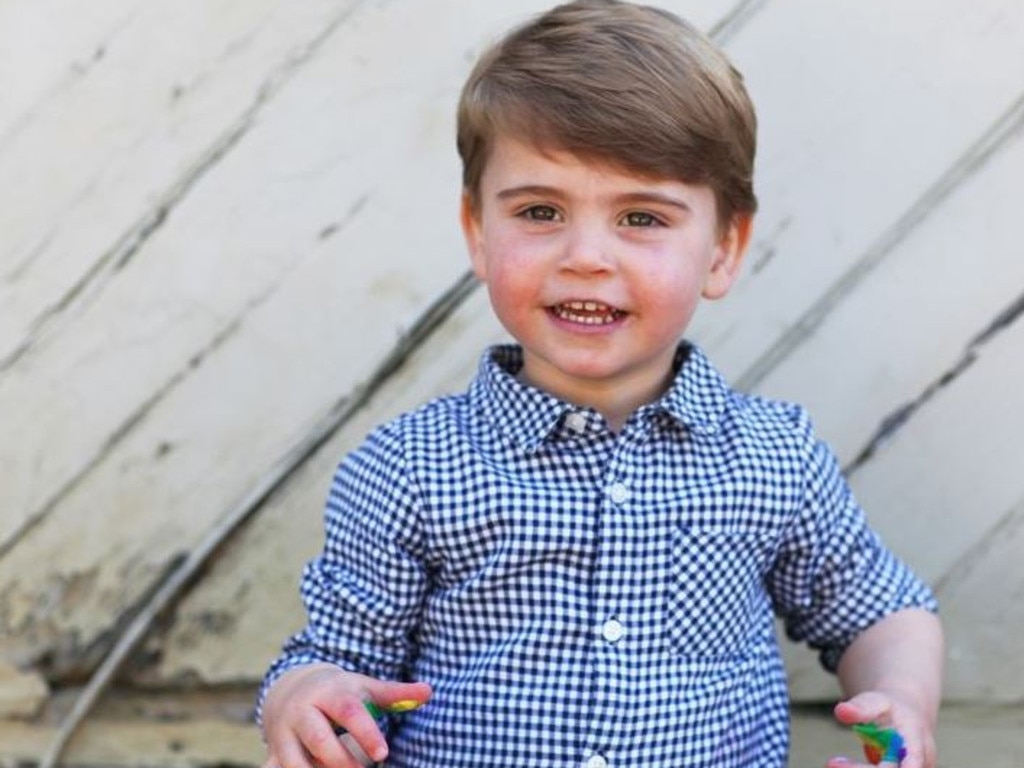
[258, 2, 943, 767]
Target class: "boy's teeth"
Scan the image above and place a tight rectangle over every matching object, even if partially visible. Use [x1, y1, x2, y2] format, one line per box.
[554, 301, 622, 324]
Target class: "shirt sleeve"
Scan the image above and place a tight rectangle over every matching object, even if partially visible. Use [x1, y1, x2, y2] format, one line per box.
[766, 415, 938, 672]
[256, 420, 431, 727]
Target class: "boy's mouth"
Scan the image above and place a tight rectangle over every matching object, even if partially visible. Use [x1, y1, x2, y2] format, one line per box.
[550, 300, 627, 325]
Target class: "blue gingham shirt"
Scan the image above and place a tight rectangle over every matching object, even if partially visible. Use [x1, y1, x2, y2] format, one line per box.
[260, 343, 936, 768]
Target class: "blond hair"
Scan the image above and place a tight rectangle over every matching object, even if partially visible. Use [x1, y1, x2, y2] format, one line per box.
[457, 0, 757, 225]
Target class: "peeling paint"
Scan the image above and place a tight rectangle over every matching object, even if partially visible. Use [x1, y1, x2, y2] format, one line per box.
[170, 611, 239, 652]
[27, 553, 190, 683]
[0, 267, 479, 737]
[0, 661, 49, 718]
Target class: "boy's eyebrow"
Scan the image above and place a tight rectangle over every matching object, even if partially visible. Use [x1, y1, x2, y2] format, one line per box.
[614, 191, 692, 212]
[495, 184, 564, 201]
[495, 185, 692, 211]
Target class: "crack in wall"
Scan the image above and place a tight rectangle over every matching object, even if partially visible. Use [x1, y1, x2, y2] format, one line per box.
[709, 0, 771, 45]
[846, 289, 1024, 474]
[318, 193, 371, 242]
[0, 6, 141, 154]
[0, 185, 379, 561]
[737, 88, 1024, 395]
[0, 0, 371, 379]
[1, 180, 116, 290]
[749, 214, 794, 276]
[933, 493, 1024, 595]
[0, 314, 245, 561]
[11, 270, 481, 763]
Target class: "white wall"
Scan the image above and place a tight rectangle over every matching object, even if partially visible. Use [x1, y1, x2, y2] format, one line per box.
[2, 1, 1023, 720]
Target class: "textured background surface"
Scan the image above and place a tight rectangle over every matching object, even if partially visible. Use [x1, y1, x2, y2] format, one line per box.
[2, 0, 1022, 764]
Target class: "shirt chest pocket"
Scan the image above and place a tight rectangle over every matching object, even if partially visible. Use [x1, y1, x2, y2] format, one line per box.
[665, 526, 775, 659]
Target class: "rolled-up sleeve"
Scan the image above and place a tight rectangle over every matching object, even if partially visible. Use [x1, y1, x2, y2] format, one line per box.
[767, 427, 938, 672]
[257, 422, 430, 727]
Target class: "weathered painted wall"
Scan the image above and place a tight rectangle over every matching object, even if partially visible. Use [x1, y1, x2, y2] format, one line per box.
[2, 0, 1023, 757]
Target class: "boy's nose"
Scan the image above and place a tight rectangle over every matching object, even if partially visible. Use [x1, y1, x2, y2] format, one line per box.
[561, 223, 615, 273]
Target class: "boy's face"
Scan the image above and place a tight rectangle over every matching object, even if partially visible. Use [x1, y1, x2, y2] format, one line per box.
[462, 135, 751, 411]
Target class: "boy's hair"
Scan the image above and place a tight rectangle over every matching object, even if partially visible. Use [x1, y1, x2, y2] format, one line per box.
[457, 0, 758, 226]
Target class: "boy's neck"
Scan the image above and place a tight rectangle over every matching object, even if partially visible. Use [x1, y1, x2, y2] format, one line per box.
[515, 363, 675, 434]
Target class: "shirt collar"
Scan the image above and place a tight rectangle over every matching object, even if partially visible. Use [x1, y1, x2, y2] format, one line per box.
[653, 343, 729, 437]
[472, 346, 567, 452]
[472, 343, 730, 451]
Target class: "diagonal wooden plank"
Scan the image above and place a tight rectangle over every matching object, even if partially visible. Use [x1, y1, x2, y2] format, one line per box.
[147, 287, 506, 685]
[121, 0, 768, 686]
[0, 1, 142, 146]
[138, 1, 1024, 708]
[748, 101, 1024, 466]
[785, 309, 1024, 701]
[935, 494, 1024, 701]
[738, 91, 1024, 398]
[0, 0, 379, 545]
[687, 0, 1024, 386]
[0, 0, 748, 672]
[0, 0, 366, 369]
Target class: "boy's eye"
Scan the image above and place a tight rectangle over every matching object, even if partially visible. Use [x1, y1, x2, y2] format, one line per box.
[519, 205, 560, 222]
[621, 211, 662, 227]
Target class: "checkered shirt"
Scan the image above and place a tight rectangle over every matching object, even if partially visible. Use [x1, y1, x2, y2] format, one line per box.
[260, 343, 937, 768]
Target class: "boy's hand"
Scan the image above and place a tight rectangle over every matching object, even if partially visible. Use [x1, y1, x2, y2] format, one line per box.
[827, 691, 937, 768]
[261, 663, 432, 768]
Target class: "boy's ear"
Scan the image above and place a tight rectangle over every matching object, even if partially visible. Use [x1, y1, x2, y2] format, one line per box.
[460, 191, 487, 281]
[702, 213, 753, 300]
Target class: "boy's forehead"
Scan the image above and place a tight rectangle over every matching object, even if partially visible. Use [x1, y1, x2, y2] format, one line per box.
[480, 134, 701, 194]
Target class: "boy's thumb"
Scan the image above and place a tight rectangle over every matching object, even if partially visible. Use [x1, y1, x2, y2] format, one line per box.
[834, 692, 891, 726]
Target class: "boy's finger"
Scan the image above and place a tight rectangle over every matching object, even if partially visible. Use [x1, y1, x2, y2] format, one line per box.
[893, 742, 928, 768]
[295, 712, 359, 768]
[826, 758, 865, 768]
[826, 760, 902, 768]
[338, 732, 376, 767]
[834, 692, 892, 725]
[319, 699, 389, 766]
[826, 750, 908, 768]
[367, 680, 433, 713]
[273, 734, 318, 768]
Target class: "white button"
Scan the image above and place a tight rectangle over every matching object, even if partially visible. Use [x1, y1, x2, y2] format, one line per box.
[608, 482, 629, 504]
[601, 619, 625, 643]
[585, 756, 608, 768]
[565, 412, 587, 433]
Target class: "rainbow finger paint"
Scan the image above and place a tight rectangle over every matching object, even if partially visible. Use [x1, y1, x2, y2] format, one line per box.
[364, 699, 424, 718]
[852, 722, 907, 765]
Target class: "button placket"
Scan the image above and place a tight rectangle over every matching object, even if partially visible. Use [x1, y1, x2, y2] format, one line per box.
[586, 445, 637, 765]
